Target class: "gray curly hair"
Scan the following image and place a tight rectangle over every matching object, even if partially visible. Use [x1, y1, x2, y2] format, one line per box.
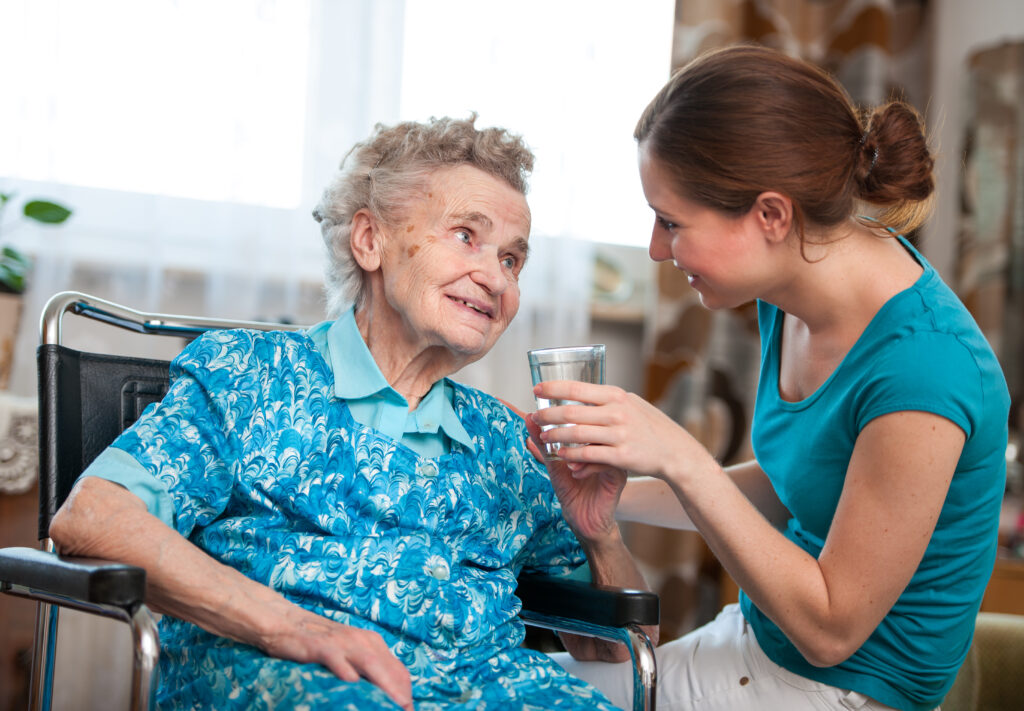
[312, 115, 535, 315]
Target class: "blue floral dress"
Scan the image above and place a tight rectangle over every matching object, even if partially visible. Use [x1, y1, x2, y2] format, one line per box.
[110, 329, 621, 710]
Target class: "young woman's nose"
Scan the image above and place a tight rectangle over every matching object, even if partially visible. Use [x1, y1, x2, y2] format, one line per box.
[649, 223, 672, 262]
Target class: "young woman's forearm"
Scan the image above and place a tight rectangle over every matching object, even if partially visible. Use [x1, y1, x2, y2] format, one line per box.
[659, 411, 962, 667]
[617, 461, 789, 531]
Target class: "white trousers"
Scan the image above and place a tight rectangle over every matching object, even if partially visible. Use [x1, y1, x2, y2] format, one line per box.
[550, 604, 928, 711]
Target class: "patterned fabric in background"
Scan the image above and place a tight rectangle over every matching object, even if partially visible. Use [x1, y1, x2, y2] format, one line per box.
[112, 328, 620, 710]
[630, 0, 934, 641]
[957, 40, 1024, 442]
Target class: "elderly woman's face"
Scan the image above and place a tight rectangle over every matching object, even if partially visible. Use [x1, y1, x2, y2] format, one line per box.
[375, 165, 531, 359]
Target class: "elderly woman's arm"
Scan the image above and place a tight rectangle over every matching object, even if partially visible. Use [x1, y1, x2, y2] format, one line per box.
[515, 405, 656, 660]
[49, 476, 414, 711]
[523, 412, 659, 661]
[558, 507, 660, 662]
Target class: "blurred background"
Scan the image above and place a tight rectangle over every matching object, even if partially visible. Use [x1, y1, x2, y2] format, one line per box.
[2, 1, 1023, 708]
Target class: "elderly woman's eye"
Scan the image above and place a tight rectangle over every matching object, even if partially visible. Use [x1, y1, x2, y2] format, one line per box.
[454, 229, 472, 244]
[501, 255, 518, 270]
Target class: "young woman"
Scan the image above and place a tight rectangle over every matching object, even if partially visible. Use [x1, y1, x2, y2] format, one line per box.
[540, 45, 1010, 711]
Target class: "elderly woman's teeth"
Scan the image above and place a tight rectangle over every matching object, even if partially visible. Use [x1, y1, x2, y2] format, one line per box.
[453, 297, 488, 315]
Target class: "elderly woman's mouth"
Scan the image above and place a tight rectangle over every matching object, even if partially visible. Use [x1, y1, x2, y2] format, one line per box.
[448, 295, 494, 319]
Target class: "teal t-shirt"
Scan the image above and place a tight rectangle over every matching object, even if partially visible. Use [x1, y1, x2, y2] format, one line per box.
[740, 237, 1009, 711]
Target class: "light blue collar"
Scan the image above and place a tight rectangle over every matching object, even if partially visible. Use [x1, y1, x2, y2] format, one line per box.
[306, 308, 475, 452]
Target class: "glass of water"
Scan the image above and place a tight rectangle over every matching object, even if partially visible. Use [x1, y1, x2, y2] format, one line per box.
[527, 344, 606, 460]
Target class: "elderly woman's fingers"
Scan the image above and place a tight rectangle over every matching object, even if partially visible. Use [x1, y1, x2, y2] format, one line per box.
[346, 649, 414, 711]
[325, 628, 413, 711]
[262, 613, 413, 711]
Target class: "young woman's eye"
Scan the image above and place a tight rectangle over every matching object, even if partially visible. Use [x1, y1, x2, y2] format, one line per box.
[656, 215, 678, 232]
[454, 229, 472, 244]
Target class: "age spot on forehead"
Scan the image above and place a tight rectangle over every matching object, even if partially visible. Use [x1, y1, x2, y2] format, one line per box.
[406, 224, 415, 232]
[407, 245, 420, 258]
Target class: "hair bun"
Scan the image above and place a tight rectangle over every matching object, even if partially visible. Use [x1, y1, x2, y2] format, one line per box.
[855, 102, 934, 232]
[857, 102, 933, 201]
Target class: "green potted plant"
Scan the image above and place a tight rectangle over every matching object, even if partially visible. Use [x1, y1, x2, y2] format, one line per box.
[0, 192, 73, 389]
[0, 193, 73, 294]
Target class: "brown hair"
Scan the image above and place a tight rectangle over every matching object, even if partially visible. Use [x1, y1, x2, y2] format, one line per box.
[313, 114, 534, 314]
[634, 44, 934, 248]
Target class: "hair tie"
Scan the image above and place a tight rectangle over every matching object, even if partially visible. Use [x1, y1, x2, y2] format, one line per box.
[866, 147, 879, 178]
[859, 132, 879, 178]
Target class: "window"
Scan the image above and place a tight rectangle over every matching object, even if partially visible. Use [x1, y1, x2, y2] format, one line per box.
[0, 0, 311, 209]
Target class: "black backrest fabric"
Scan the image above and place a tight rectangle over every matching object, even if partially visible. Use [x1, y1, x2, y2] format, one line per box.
[37, 344, 171, 540]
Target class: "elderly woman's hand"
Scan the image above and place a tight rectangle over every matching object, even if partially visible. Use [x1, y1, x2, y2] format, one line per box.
[523, 411, 625, 545]
[259, 607, 413, 711]
[524, 403, 660, 662]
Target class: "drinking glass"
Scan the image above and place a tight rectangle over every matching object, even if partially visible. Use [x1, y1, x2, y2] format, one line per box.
[527, 344, 606, 460]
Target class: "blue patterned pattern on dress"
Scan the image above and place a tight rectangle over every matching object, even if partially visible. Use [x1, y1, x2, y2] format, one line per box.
[112, 328, 621, 710]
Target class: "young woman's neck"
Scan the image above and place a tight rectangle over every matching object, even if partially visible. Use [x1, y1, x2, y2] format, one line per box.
[766, 220, 922, 337]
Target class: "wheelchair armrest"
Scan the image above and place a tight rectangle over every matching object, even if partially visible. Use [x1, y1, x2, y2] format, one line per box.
[0, 546, 146, 610]
[516, 572, 658, 628]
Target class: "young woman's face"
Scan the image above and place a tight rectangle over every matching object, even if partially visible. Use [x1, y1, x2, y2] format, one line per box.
[638, 143, 768, 310]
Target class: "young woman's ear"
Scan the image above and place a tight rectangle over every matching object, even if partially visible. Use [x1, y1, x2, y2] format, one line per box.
[752, 192, 794, 243]
[350, 209, 384, 272]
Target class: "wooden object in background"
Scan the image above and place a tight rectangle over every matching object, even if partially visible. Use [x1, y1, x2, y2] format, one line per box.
[981, 557, 1024, 616]
[0, 482, 38, 711]
[0, 293, 22, 391]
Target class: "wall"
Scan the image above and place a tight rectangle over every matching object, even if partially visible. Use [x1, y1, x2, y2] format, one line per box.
[926, 0, 1024, 279]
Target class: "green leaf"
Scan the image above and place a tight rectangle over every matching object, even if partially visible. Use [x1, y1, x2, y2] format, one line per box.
[0, 260, 26, 293]
[23, 200, 72, 224]
[0, 193, 12, 205]
[1, 247, 31, 267]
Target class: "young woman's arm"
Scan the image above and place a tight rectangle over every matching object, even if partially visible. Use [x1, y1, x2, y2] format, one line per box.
[534, 382, 963, 667]
[616, 460, 790, 531]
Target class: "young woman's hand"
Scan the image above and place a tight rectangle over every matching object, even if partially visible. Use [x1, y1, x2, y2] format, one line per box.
[530, 380, 720, 487]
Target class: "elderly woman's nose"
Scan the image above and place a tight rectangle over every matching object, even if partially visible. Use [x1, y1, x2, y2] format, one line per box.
[470, 250, 509, 292]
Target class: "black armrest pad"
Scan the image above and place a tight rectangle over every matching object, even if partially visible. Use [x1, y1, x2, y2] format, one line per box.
[516, 572, 658, 627]
[0, 546, 146, 609]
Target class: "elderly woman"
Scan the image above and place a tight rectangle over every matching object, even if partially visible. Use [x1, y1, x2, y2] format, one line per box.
[48, 116, 651, 711]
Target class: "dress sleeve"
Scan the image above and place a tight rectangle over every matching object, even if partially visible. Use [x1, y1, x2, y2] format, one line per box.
[109, 330, 262, 538]
[79, 447, 176, 527]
